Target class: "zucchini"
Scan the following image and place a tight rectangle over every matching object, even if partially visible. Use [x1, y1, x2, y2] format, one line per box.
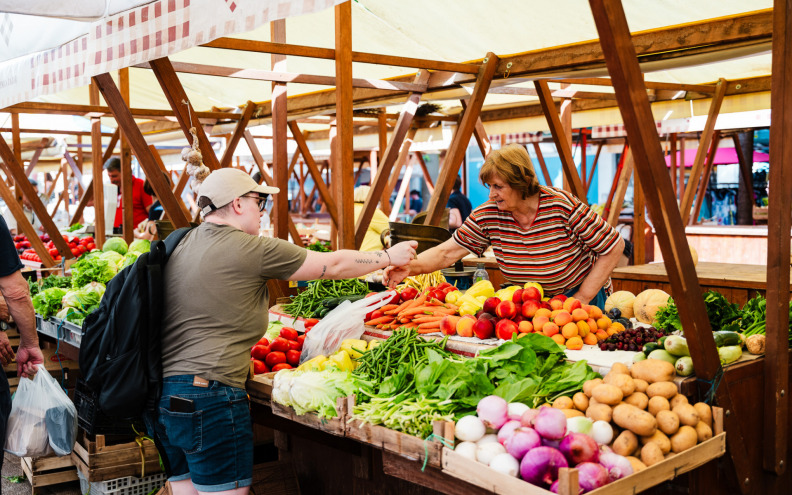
[713, 331, 741, 348]
[323, 294, 366, 308]
[718, 345, 742, 365]
[647, 349, 678, 365]
[664, 335, 690, 357]
[658, 336, 668, 347]
[642, 342, 662, 356]
[675, 356, 695, 377]
[318, 307, 331, 318]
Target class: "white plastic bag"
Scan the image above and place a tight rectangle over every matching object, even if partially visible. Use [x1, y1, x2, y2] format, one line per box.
[299, 291, 396, 364]
[5, 365, 78, 457]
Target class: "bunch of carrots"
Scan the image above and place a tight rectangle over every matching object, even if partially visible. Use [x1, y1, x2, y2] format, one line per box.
[364, 291, 459, 333]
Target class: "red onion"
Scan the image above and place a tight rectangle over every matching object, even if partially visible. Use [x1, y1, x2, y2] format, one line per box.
[477, 395, 509, 430]
[504, 427, 541, 460]
[549, 480, 559, 493]
[534, 407, 567, 440]
[541, 437, 561, 449]
[508, 402, 530, 420]
[520, 446, 568, 487]
[576, 462, 609, 492]
[497, 420, 521, 445]
[520, 408, 539, 428]
[599, 451, 634, 481]
[559, 432, 599, 465]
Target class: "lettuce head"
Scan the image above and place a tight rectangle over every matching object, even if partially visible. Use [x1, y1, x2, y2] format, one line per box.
[70, 257, 118, 287]
[102, 237, 128, 255]
[128, 239, 151, 255]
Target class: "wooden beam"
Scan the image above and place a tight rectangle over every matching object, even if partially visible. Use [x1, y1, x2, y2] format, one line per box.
[201, 38, 480, 74]
[389, 161, 414, 221]
[680, 79, 727, 224]
[690, 131, 721, 224]
[271, 20, 289, 243]
[532, 143, 554, 186]
[24, 140, 47, 177]
[243, 130, 275, 185]
[7, 101, 239, 121]
[148, 58, 221, 171]
[119, 67, 134, 244]
[148, 145, 191, 221]
[633, 169, 645, 265]
[0, 177, 56, 266]
[607, 150, 633, 226]
[11, 113, 22, 202]
[461, 99, 492, 158]
[425, 54, 499, 226]
[62, 150, 85, 188]
[377, 112, 391, 215]
[732, 133, 756, 213]
[546, 77, 717, 94]
[334, 1, 355, 249]
[384, 129, 418, 203]
[586, 141, 604, 191]
[678, 138, 685, 199]
[414, 152, 435, 195]
[669, 133, 677, 197]
[89, 83, 106, 246]
[219, 101, 256, 169]
[535, 80, 588, 203]
[588, 2, 752, 492]
[92, 73, 191, 229]
[764, 0, 792, 475]
[483, 85, 619, 100]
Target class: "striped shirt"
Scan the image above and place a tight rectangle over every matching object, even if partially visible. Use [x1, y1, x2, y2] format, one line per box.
[452, 186, 621, 296]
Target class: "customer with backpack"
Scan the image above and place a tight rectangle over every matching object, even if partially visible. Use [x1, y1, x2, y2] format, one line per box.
[149, 168, 417, 495]
[0, 216, 45, 472]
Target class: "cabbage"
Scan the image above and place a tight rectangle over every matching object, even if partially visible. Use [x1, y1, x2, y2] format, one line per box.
[128, 239, 151, 254]
[272, 368, 359, 418]
[62, 288, 102, 310]
[82, 282, 106, 298]
[70, 257, 118, 287]
[121, 252, 139, 269]
[32, 288, 68, 318]
[100, 251, 124, 266]
[102, 237, 128, 255]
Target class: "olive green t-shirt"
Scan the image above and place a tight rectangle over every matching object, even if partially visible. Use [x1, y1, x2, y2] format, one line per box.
[161, 222, 307, 388]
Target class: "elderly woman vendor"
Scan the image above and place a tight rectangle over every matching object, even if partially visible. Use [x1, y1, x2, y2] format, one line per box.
[385, 144, 624, 307]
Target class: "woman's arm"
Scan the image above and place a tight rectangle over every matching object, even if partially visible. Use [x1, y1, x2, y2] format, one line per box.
[384, 238, 470, 287]
[288, 240, 417, 281]
[573, 237, 625, 304]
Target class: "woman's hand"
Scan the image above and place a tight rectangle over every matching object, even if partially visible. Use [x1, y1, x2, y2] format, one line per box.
[386, 241, 418, 267]
[384, 265, 411, 288]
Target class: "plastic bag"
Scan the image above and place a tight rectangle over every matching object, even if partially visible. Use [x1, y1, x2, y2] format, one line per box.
[5, 365, 78, 457]
[299, 291, 396, 364]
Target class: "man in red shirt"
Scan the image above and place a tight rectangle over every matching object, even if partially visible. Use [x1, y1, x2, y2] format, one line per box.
[104, 158, 153, 229]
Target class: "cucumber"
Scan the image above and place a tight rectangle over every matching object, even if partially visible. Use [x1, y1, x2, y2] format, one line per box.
[718, 345, 742, 365]
[713, 331, 741, 348]
[664, 335, 690, 357]
[658, 336, 668, 347]
[647, 349, 678, 365]
[642, 342, 662, 356]
[675, 356, 695, 377]
[318, 307, 331, 318]
[322, 294, 366, 308]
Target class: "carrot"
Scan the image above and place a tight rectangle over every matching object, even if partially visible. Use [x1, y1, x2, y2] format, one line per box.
[380, 304, 399, 312]
[387, 295, 423, 315]
[412, 316, 444, 324]
[417, 327, 441, 334]
[425, 307, 457, 316]
[365, 316, 394, 326]
[399, 306, 437, 318]
[418, 321, 441, 330]
[400, 322, 418, 329]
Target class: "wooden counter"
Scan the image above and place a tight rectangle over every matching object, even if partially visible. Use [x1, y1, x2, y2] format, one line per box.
[611, 261, 791, 305]
[652, 225, 785, 265]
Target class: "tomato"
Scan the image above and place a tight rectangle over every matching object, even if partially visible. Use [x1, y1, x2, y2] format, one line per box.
[265, 351, 287, 367]
[257, 337, 270, 347]
[430, 289, 445, 302]
[437, 282, 453, 290]
[71, 248, 81, 257]
[252, 359, 269, 375]
[269, 337, 290, 353]
[86, 243, 96, 251]
[297, 335, 306, 348]
[400, 287, 418, 302]
[369, 310, 384, 320]
[271, 363, 292, 372]
[48, 248, 59, 258]
[286, 350, 301, 366]
[279, 327, 299, 341]
[251, 345, 269, 360]
[287, 340, 301, 352]
[303, 318, 320, 329]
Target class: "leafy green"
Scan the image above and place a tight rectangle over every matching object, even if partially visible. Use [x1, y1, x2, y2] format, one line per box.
[102, 237, 128, 255]
[62, 288, 102, 311]
[121, 252, 139, 268]
[70, 257, 118, 287]
[305, 240, 331, 252]
[128, 239, 151, 254]
[654, 298, 682, 332]
[654, 291, 742, 333]
[272, 368, 360, 418]
[32, 288, 68, 318]
[66, 223, 83, 232]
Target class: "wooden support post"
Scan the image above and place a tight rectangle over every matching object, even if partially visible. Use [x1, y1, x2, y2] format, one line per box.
[63, 150, 85, 189]
[535, 80, 588, 204]
[414, 152, 435, 194]
[425, 54, 498, 226]
[586, 141, 604, 192]
[11, 113, 22, 203]
[732, 133, 756, 215]
[680, 79, 727, 224]
[243, 131, 274, 186]
[691, 131, 721, 225]
[678, 137, 685, 201]
[377, 111, 391, 215]
[119, 67, 134, 244]
[390, 161, 415, 222]
[763, 0, 792, 475]
[288, 122, 339, 227]
[607, 149, 634, 226]
[580, 130, 588, 190]
[384, 128, 417, 204]
[149, 58, 220, 170]
[633, 168, 645, 265]
[355, 72, 429, 248]
[461, 99, 492, 158]
[270, 20, 289, 244]
[24, 139, 48, 178]
[670, 133, 678, 197]
[588, 2, 752, 492]
[334, 1, 355, 249]
[60, 159, 69, 217]
[369, 149, 378, 184]
[92, 73, 190, 229]
[149, 145, 192, 221]
[560, 89, 573, 192]
[90, 83, 106, 246]
[532, 143, 553, 186]
[219, 101, 256, 169]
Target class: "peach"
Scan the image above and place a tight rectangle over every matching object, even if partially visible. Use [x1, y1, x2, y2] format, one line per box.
[482, 297, 501, 316]
[551, 334, 566, 345]
[535, 308, 552, 319]
[606, 327, 619, 337]
[596, 316, 612, 330]
[588, 306, 603, 319]
[496, 319, 520, 340]
[561, 322, 579, 339]
[532, 315, 549, 332]
[496, 300, 518, 319]
[549, 299, 564, 311]
[522, 286, 542, 302]
[473, 318, 495, 340]
[610, 322, 626, 333]
[563, 297, 582, 313]
[566, 336, 584, 350]
[554, 294, 568, 302]
[581, 304, 592, 314]
[518, 320, 534, 333]
[511, 289, 525, 303]
[576, 320, 590, 337]
[595, 330, 608, 341]
[521, 300, 541, 318]
[583, 333, 598, 345]
[440, 315, 460, 336]
[571, 308, 589, 322]
[456, 315, 476, 337]
[542, 322, 559, 337]
[554, 311, 572, 327]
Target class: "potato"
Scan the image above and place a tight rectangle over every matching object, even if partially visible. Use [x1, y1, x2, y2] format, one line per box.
[672, 403, 700, 427]
[631, 359, 675, 383]
[611, 362, 629, 375]
[585, 403, 613, 423]
[633, 378, 649, 393]
[613, 430, 639, 456]
[670, 425, 698, 452]
[695, 421, 713, 442]
[613, 403, 658, 437]
[561, 408, 584, 418]
[583, 378, 603, 398]
[648, 396, 671, 416]
[624, 392, 649, 410]
[626, 456, 647, 473]
[641, 430, 671, 454]
[592, 384, 624, 405]
[553, 396, 574, 409]
[646, 381, 677, 399]
[693, 402, 712, 429]
[641, 442, 664, 466]
[609, 374, 637, 397]
[656, 410, 680, 436]
[572, 392, 589, 412]
[669, 394, 689, 409]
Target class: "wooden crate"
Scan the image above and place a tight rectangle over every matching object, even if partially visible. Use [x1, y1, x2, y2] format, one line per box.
[20, 454, 78, 493]
[270, 397, 348, 437]
[250, 460, 301, 495]
[71, 432, 162, 482]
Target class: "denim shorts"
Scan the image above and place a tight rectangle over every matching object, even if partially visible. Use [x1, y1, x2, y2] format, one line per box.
[145, 376, 253, 492]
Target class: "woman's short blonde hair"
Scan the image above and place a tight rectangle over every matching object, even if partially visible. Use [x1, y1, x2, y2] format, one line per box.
[479, 143, 540, 199]
[353, 185, 371, 203]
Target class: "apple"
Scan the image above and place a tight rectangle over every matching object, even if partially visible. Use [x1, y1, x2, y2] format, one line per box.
[440, 315, 460, 336]
[482, 296, 501, 316]
[522, 287, 542, 302]
[521, 299, 541, 318]
[456, 315, 476, 337]
[473, 317, 495, 340]
[511, 289, 525, 303]
[496, 300, 518, 319]
[496, 319, 519, 340]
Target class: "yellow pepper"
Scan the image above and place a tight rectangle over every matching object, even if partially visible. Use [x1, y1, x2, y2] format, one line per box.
[341, 339, 368, 359]
[327, 350, 355, 372]
[465, 280, 495, 299]
[298, 355, 327, 372]
[458, 301, 480, 316]
[367, 340, 381, 351]
[445, 290, 462, 305]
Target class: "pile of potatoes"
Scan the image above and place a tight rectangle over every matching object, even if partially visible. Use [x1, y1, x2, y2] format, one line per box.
[551, 359, 714, 472]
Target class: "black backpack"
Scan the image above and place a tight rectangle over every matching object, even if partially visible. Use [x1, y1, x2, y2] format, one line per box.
[78, 228, 192, 419]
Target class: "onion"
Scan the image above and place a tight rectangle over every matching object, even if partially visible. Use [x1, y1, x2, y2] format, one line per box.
[489, 453, 520, 477]
[534, 407, 567, 440]
[504, 427, 541, 460]
[497, 420, 522, 445]
[591, 420, 614, 445]
[477, 441, 507, 465]
[477, 395, 509, 430]
[549, 480, 559, 493]
[599, 451, 634, 481]
[520, 446, 568, 487]
[559, 432, 599, 465]
[507, 402, 530, 421]
[455, 415, 486, 443]
[520, 408, 540, 427]
[454, 441, 478, 461]
[576, 462, 609, 492]
[541, 437, 561, 449]
[566, 416, 593, 435]
[477, 434, 499, 446]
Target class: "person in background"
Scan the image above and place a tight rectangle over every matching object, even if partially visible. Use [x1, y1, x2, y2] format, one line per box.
[385, 144, 623, 308]
[0, 216, 45, 474]
[352, 185, 390, 251]
[104, 158, 153, 231]
[147, 168, 417, 495]
[2, 178, 43, 235]
[447, 175, 473, 232]
[408, 189, 423, 215]
[134, 173, 172, 241]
